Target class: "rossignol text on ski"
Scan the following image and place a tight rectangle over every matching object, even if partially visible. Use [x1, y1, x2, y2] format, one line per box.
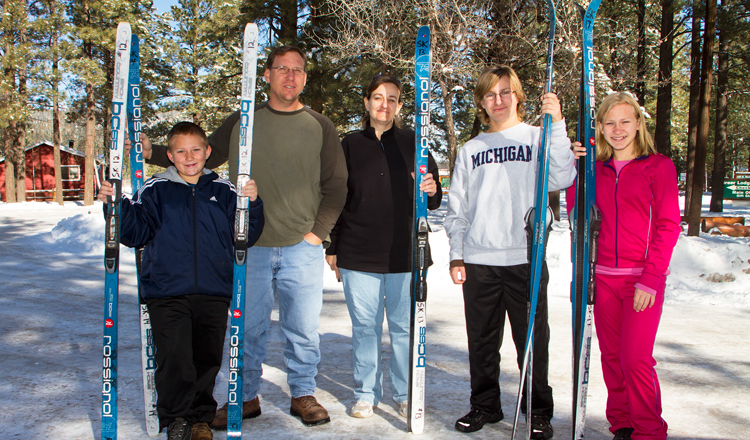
[570, 2, 602, 439]
[126, 33, 159, 437]
[407, 24, 431, 436]
[102, 21, 131, 440]
[511, 1, 556, 439]
[227, 22, 258, 440]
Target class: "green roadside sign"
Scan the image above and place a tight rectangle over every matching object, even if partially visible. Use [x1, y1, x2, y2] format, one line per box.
[723, 180, 750, 199]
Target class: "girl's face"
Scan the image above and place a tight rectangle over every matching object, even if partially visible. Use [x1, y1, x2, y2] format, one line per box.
[364, 83, 402, 127]
[600, 103, 640, 160]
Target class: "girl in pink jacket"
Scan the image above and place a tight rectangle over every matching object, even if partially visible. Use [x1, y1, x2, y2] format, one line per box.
[569, 92, 680, 440]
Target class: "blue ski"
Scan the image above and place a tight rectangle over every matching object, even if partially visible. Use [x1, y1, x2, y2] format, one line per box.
[126, 33, 159, 437]
[512, 2, 556, 439]
[102, 21, 131, 440]
[227, 23, 258, 440]
[571, 2, 602, 439]
[407, 25, 431, 435]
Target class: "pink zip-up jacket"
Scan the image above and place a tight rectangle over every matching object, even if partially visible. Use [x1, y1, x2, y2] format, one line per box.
[566, 153, 681, 293]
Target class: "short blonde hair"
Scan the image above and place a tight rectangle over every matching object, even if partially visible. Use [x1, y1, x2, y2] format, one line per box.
[595, 92, 655, 161]
[473, 66, 527, 125]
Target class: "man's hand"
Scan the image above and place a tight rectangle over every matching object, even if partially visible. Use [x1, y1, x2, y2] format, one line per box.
[124, 132, 153, 160]
[325, 255, 340, 281]
[304, 232, 322, 246]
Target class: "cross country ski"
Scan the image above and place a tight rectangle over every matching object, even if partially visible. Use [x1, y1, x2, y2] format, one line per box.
[512, 1, 557, 438]
[570, 2, 603, 439]
[102, 21, 131, 440]
[227, 22, 259, 440]
[125, 33, 159, 437]
[407, 24, 431, 435]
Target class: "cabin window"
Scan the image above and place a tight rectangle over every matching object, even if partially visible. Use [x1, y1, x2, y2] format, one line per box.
[61, 165, 81, 181]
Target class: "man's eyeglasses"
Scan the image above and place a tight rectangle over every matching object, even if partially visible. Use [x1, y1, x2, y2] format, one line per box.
[271, 66, 306, 76]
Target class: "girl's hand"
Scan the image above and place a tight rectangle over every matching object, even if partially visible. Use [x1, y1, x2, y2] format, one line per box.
[571, 141, 587, 160]
[240, 179, 258, 202]
[450, 259, 466, 284]
[541, 92, 563, 123]
[633, 288, 655, 312]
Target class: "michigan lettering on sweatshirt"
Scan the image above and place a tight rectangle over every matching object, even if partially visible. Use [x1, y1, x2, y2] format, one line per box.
[471, 144, 533, 169]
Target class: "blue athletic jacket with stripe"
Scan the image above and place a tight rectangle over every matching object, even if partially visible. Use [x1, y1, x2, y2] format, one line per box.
[115, 166, 264, 300]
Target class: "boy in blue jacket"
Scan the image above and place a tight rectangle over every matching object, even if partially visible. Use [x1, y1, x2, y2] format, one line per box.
[98, 121, 264, 440]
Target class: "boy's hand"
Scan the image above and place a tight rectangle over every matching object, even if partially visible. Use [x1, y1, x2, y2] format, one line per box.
[571, 141, 587, 159]
[97, 181, 114, 203]
[449, 259, 466, 284]
[124, 132, 153, 160]
[239, 179, 258, 202]
[540, 92, 563, 123]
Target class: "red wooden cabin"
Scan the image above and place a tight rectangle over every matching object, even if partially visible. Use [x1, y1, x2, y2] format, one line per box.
[0, 141, 104, 202]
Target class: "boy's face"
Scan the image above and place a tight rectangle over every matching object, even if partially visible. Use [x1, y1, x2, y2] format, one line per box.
[166, 134, 211, 184]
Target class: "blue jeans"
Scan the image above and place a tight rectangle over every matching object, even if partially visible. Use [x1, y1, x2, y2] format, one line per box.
[339, 269, 411, 406]
[242, 240, 324, 399]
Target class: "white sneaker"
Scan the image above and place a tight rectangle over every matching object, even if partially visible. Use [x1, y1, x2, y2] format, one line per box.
[398, 401, 409, 418]
[351, 401, 373, 418]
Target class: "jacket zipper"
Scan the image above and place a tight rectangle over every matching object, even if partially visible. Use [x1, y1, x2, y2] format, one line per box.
[192, 186, 198, 294]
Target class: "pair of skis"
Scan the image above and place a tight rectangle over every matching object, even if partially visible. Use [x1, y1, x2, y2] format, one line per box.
[101, 22, 158, 440]
[510, 1, 602, 439]
[407, 25, 432, 435]
[571, 1, 602, 440]
[226, 23, 259, 440]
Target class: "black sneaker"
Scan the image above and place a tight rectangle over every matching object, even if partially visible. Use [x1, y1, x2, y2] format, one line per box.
[613, 427, 634, 440]
[454, 408, 504, 433]
[167, 418, 193, 440]
[530, 414, 553, 439]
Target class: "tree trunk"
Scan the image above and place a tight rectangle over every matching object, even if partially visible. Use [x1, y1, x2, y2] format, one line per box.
[687, 0, 717, 236]
[278, 0, 298, 44]
[710, 24, 728, 213]
[4, 127, 17, 203]
[685, 0, 703, 218]
[438, 76, 458, 179]
[84, 43, 96, 206]
[635, 0, 647, 105]
[654, 0, 674, 160]
[52, 0, 63, 205]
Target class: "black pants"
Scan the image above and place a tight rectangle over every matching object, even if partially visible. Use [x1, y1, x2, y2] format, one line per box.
[462, 262, 554, 416]
[147, 294, 230, 428]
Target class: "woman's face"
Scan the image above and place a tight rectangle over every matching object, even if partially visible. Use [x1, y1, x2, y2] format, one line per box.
[600, 103, 640, 160]
[480, 75, 519, 129]
[364, 82, 402, 126]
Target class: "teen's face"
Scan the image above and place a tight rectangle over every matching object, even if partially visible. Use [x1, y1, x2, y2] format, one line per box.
[364, 83, 402, 127]
[166, 134, 211, 184]
[600, 103, 640, 160]
[263, 51, 307, 110]
[480, 75, 519, 129]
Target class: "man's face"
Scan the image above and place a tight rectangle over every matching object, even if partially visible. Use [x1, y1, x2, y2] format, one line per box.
[263, 51, 307, 110]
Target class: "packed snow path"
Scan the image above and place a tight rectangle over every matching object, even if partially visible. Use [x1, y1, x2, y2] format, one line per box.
[0, 198, 748, 439]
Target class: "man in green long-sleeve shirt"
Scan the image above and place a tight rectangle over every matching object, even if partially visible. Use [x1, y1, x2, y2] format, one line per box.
[139, 46, 347, 430]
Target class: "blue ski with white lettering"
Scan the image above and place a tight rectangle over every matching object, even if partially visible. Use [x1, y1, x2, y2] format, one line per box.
[407, 25, 431, 435]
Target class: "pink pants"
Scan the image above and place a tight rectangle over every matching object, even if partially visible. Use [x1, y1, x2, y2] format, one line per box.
[594, 273, 668, 440]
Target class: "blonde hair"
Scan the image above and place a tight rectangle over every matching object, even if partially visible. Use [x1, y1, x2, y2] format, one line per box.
[473, 66, 527, 125]
[595, 92, 656, 161]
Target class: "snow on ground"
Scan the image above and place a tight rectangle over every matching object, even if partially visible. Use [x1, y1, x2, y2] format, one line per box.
[0, 195, 748, 439]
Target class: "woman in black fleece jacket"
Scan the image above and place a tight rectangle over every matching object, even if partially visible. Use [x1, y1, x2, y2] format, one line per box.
[325, 75, 442, 419]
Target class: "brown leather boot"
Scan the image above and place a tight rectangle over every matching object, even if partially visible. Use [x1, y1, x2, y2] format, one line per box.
[208, 397, 261, 430]
[290, 395, 330, 426]
[191, 422, 213, 440]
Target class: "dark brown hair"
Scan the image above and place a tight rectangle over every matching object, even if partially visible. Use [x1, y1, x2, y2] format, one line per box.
[363, 74, 403, 128]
